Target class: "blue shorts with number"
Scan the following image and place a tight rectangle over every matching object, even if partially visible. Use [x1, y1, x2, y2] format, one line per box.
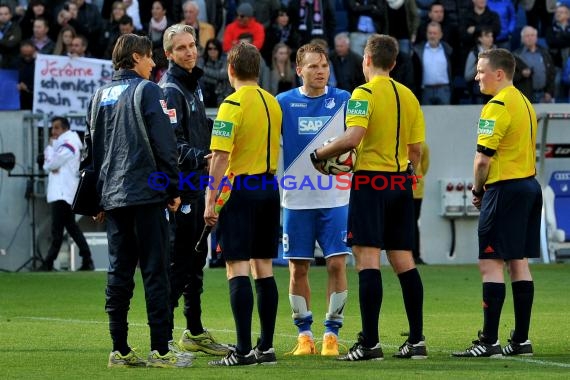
[282, 206, 351, 260]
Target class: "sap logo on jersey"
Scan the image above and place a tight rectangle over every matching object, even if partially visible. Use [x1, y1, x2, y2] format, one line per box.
[298, 116, 331, 134]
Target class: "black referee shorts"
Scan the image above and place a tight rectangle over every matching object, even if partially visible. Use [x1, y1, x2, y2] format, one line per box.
[478, 177, 542, 260]
[216, 174, 280, 261]
[347, 171, 415, 250]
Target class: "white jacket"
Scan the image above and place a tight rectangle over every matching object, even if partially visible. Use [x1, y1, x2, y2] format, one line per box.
[43, 130, 82, 205]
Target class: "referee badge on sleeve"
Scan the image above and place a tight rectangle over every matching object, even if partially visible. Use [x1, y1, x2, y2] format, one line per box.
[346, 100, 369, 116]
[477, 119, 495, 135]
[212, 120, 233, 138]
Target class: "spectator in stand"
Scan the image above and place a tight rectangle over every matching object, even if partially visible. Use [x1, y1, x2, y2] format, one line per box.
[31, 17, 54, 54]
[416, 2, 458, 57]
[236, 32, 270, 89]
[384, 0, 420, 56]
[514, 25, 556, 103]
[287, 0, 336, 47]
[148, 0, 173, 80]
[123, 0, 143, 30]
[464, 26, 495, 104]
[53, 2, 91, 44]
[53, 25, 76, 56]
[0, 1, 25, 24]
[17, 40, 36, 110]
[521, 0, 556, 37]
[0, 4, 22, 69]
[171, 0, 224, 34]
[104, 15, 143, 59]
[413, 21, 453, 105]
[561, 55, 570, 101]
[72, 0, 103, 57]
[391, 50, 416, 91]
[545, 3, 570, 69]
[268, 42, 295, 95]
[439, 0, 473, 28]
[223, 3, 264, 52]
[19, 0, 51, 40]
[329, 32, 365, 93]
[261, 6, 299, 66]
[100, 1, 126, 61]
[182, 0, 215, 54]
[69, 34, 89, 57]
[345, 0, 385, 56]
[513, 54, 535, 100]
[199, 38, 233, 107]
[239, 0, 282, 29]
[459, 0, 501, 75]
[486, 0, 515, 49]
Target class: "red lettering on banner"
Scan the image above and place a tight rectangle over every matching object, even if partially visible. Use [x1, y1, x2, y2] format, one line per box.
[40, 60, 94, 77]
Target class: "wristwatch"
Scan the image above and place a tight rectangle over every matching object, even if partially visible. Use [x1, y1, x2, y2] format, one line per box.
[472, 188, 485, 197]
[310, 149, 320, 164]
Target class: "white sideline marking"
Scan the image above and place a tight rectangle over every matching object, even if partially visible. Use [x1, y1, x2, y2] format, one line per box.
[10, 316, 570, 368]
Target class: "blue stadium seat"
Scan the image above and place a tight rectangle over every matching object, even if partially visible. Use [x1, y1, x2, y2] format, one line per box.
[544, 171, 570, 259]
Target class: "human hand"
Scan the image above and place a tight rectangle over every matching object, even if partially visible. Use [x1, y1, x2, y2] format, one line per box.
[93, 211, 105, 223]
[310, 150, 328, 175]
[167, 196, 181, 212]
[204, 203, 218, 227]
[472, 195, 482, 210]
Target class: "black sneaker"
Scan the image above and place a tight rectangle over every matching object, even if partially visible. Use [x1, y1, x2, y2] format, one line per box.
[208, 348, 257, 366]
[336, 333, 384, 361]
[502, 330, 533, 356]
[78, 258, 94, 271]
[254, 345, 277, 365]
[452, 331, 502, 358]
[393, 337, 428, 359]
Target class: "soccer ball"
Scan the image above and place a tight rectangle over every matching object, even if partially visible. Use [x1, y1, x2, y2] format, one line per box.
[320, 137, 357, 175]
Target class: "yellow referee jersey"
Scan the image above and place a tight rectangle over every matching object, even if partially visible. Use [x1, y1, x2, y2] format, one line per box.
[345, 76, 425, 172]
[477, 85, 537, 184]
[210, 85, 282, 176]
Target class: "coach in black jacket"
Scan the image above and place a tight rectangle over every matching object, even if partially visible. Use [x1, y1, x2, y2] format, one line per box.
[158, 24, 227, 356]
[84, 34, 183, 366]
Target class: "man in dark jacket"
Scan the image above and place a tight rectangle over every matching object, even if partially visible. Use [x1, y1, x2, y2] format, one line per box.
[84, 33, 188, 368]
[158, 24, 228, 357]
[330, 32, 365, 92]
[0, 4, 22, 69]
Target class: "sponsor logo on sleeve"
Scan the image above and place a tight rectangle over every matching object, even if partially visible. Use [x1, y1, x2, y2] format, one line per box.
[477, 119, 495, 135]
[212, 120, 233, 138]
[160, 99, 169, 114]
[167, 109, 177, 124]
[346, 100, 368, 116]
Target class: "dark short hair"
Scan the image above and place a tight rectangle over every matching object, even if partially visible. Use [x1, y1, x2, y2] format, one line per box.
[118, 15, 134, 26]
[51, 116, 70, 130]
[296, 42, 328, 67]
[112, 34, 152, 70]
[365, 34, 398, 70]
[227, 42, 260, 81]
[478, 48, 515, 80]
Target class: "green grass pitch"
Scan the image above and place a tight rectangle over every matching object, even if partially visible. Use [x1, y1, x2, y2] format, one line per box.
[1, 264, 569, 379]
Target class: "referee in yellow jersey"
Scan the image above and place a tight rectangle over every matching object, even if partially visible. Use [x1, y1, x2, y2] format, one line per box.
[453, 49, 541, 358]
[311, 34, 428, 361]
[205, 42, 282, 366]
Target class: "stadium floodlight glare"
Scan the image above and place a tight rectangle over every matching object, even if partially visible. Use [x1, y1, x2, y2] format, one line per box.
[0, 152, 16, 171]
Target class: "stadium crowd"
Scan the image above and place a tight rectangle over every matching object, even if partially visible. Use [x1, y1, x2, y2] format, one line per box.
[1, 0, 569, 107]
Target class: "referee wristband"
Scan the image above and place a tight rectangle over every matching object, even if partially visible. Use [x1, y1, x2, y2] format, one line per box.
[472, 188, 485, 197]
